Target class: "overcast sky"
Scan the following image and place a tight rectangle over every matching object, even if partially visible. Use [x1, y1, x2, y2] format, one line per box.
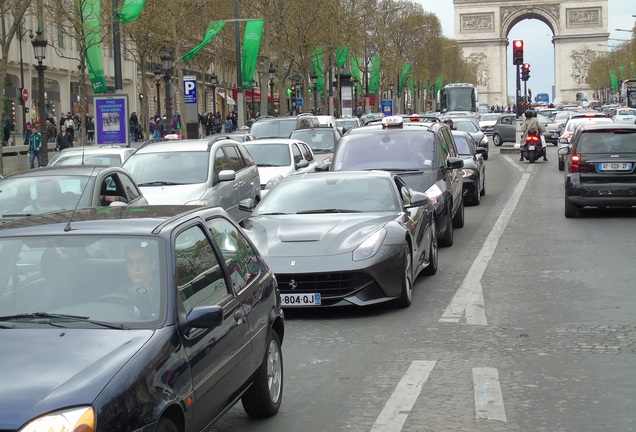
[416, 0, 634, 101]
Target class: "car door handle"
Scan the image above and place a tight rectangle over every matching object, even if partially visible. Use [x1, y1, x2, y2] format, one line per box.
[234, 309, 245, 324]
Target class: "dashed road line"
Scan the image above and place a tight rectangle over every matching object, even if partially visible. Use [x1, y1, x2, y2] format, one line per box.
[473, 367, 508, 422]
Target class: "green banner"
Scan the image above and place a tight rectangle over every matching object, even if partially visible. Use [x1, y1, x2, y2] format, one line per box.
[351, 56, 362, 94]
[609, 70, 618, 91]
[336, 46, 349, 68]
[368, 55, 381, 95]
[117, 0, 146, 24]
[182, 21, 226, 62]
[83, 0, 107, 94]
[311, 48, 324, 93]
[241, 20, 264, 89]
[399, 64, 411, 94]
[435, 75, 444, 94]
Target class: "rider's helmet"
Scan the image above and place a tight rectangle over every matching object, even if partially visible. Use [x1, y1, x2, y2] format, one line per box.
[524, 109, 534, 118]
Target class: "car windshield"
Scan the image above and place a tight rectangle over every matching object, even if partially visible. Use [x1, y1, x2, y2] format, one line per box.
[290, 130, 336, 153]
[250, 119, 296, 139]
[453, 120, 479, 133]
[51, 154, 122, 166]
[555, 112, 572, 121]
[453, 136, 472, 155]
[243, 144, 291, 167]
[124, 151, 209, 185]
[336, 120, 359, 129]
[256, 176, 400, 214]
[333, 131, 435, 171]
[0, 236, 165, 327]
[576, 131, 636, 153]
[0, 175, 93, 219]
[617, 109, 636, 116]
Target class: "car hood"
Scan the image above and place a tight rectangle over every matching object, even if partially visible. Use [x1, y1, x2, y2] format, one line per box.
[258, 166, 293, 185]
[140, 183, 206, 204]
[243, 213, 396, 257]
[390, 170, 437, 194]
[0, 329, 153, 429]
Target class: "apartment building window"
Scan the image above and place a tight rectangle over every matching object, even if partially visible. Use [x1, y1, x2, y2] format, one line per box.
[57, 24, 65, 49]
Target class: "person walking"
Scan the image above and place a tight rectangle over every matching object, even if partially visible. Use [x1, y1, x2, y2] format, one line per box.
[56, 125, 73, 152]
[28, 123, 43, 168]
[23, 122, 33, 147]
[86, 116, 95, 142]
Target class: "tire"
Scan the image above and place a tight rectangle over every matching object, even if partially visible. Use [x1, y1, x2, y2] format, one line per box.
[470, 181, 481, 206]
[493, 133, 503, 147]
[155, 418, 178, 432]
[422, 220, 438, 276]
[242, 332, 283, 417]
[558, 157, 564, 171]
[480, 173, 486, 196]
[438, 212, 454, 247]
[452, 198, 465, 228]
[528, 150, 536, 163]
[564, 197, 579, 218]
[396, 244, 413, 308]
[483, 151, 489, 160]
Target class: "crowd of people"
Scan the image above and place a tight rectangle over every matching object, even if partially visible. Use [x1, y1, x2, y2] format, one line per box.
[199, 111, 239, 136]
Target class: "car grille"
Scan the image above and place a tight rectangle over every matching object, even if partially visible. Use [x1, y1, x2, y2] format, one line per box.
[275, 272, 373, 298]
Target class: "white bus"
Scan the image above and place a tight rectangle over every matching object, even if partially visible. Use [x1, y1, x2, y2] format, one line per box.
[437, 83, 479, 116]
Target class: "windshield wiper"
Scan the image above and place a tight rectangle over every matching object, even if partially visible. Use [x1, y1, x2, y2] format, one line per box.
[2, 213, 33, 218]
[257, 164, 281, 167]
[137, 181, 184, 187]
[258, 212, 289, 215]
[297, 209, 362, 214]
[0, 312, 128, 329]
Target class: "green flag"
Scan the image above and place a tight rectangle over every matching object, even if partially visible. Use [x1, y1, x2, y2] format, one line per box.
[368, 56, 381, 95]
[311, 48, 324, 93]
[399, 64, 411, 94]
[609, 70, 618, 91]
[336, 46, 349, 68]
[117, 0, 146, 24]
[241, 20, 264, 89]
[351, 57, 362, 94]
[182, 22, 226, 62]
[82, 0, 107, 94]
[435, 75, 444, 94]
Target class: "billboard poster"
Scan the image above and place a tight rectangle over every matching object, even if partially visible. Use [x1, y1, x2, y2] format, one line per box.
[94, 94, 129, 146]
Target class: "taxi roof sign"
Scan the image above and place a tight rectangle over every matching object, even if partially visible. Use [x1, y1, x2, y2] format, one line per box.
[381, 116, 404, 128]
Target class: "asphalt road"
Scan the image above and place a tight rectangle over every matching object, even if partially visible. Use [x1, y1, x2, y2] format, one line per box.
[213, 143, 636, 432]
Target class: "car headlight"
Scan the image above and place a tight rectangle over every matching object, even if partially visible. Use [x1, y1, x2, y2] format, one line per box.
[20, 406, 95, 432]
[480, 136, 488, 145]
[184, 199, 208, 206]
[264, 175, 284, 190]
[424, 184, 443, 205]
[320, 155, 333, 165]
[461, 168, 477, 178]
[353, 228, 386, 261]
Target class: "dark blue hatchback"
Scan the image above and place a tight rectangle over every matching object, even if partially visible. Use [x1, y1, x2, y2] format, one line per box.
[0, 205, 284, 431]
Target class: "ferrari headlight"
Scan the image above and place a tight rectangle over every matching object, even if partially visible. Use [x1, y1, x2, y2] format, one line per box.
[424, 184, 443, 205]
[20, 406, 95, 432]
[264, 175, 284, 190]
[461, 168, 477, 178]
[353, 228, 386, 261]
[184, 199, 208, 206]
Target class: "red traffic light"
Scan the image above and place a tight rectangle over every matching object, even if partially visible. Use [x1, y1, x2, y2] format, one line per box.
[513, 40, 524, 65]
[513, 40, 523, 49]
[522, 63, 530, 70]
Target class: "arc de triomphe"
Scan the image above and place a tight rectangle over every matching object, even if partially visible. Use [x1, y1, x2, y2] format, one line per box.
[453, 0, 609, 106]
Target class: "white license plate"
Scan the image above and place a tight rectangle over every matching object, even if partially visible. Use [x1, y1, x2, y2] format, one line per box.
[598, 162, 632, 171]
[281, 293, 321, 306]
[528, 145, 535, 150]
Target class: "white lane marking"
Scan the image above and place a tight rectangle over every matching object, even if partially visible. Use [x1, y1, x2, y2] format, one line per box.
[502, 155, 526, 172]
[473, 367, 507, 422]
[370, 361, 437, 432]
[440, 172, 531, 325]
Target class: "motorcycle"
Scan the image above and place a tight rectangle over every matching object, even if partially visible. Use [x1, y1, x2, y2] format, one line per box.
[521, 132, 546, 163]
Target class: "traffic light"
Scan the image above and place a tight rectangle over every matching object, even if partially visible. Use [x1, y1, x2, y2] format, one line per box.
[286, 88, 292, 95]
[521, 63, 531, 81]
[513, 40, 524, 65]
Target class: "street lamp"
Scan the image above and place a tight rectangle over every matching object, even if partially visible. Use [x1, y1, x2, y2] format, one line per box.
[210, 73, 218, 113]
[268, 66, 275, 115]
[251, 79, 257, 118]
[154, 66, 161, 118]
[160, 50, 173, 134]
[389, 83, 394, 100]
[31, 28, 48, 165]
[310, 73, 318, 114]
[18, 22, 33, 137]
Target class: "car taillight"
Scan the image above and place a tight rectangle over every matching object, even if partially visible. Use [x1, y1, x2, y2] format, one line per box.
[527, 135, 540, 143]
[569, 153, 581, 173]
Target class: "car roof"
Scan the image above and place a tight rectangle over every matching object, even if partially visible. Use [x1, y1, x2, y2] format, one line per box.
[54, 146, 131, 155]
[133, 138, 238, 153]
[346, 122, 441, 134]
[286, 170, 395, 183]
[0, 205, 226, 236]
[243, 138, 301, 145]
[576, 123, 636, 133]
[2, 165, 113, 179]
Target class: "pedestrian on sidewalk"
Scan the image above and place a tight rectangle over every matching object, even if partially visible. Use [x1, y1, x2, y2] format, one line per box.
[28, 123, 43, 168]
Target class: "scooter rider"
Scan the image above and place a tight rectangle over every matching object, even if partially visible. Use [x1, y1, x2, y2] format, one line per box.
[520, 110, 547, 161]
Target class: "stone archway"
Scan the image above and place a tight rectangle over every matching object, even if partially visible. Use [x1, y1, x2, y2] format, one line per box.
[453, 0, 609, 106]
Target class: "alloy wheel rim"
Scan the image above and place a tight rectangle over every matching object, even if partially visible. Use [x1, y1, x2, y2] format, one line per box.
[267, 339, 282, 402]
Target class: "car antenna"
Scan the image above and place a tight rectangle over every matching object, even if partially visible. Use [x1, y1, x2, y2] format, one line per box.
[64, 166, 97, 232]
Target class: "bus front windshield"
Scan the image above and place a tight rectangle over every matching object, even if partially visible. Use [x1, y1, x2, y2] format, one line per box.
[441, 88, 476, 113]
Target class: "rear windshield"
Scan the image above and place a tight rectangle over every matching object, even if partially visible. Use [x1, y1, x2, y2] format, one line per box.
[250, 119, 296, 139]
[243, 144, 291, 167]
[576, 131, 636, 153]
[333, 131, 435, 171]
[124, 151, 210, 185]
[453, 136, 471, 155]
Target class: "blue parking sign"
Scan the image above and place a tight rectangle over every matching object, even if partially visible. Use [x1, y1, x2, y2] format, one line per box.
[296, 98, 304, 107]
[381, 99, 393, 116]
[183, 76, 197, 104]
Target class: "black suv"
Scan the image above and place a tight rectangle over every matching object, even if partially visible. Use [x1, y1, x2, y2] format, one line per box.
[0, 205, 284, 431]
[332, 117, 465, 246]
[249, 113, 320, 139]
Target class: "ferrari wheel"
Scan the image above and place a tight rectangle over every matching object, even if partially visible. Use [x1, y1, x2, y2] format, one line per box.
[395, 244, 413, 308]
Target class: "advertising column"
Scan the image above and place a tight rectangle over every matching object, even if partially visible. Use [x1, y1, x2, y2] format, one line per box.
[183, 75, 199, 139]
[94, 94, 129, 146]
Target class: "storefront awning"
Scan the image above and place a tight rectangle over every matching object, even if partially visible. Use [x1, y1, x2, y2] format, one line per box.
[217, 92, 237, 105]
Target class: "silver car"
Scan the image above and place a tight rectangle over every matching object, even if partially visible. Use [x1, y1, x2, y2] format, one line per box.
[122, 138, 260, 222]
[48, 145, 136, 167]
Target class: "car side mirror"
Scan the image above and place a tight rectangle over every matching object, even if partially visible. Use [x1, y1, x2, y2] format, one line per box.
[296, 159, 309, 170]
[475, 147, 486, 154]
[217, 169, 236, 182]
[239, 198, 255, 211]
[315, 162, 330, 172]
[557, 147, 570, 156]
[186, 305, 224, 329]
[446, 157, 464, 170]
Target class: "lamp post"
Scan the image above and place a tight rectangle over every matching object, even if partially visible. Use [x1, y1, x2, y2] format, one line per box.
[251, 79, 257, 118]
[161, 51, 173, 134]
[31, 29, 48, 165]
[210, 73, 218, 113]
[154, 67, 161, 118]
[310, 73, 318, 113]
[389, 82, 394, 102]
[18, 22, 32, 137]
[268, 66, 275, 115]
